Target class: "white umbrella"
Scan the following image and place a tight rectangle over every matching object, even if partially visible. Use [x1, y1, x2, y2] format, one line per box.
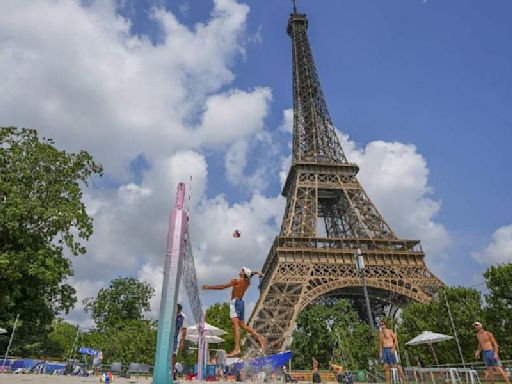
[406, 331, 453, 365]
[0, 328, 6, 335]
[406, 331, 453, 346]
[187, 322, 227, 336]
[186, 334, 225, 344]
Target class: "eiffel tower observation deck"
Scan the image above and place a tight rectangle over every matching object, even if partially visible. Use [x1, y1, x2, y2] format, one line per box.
[247, 6, 444, 354]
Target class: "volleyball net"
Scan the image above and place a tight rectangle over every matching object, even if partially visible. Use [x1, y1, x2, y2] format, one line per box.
[153, 182, 205, 384]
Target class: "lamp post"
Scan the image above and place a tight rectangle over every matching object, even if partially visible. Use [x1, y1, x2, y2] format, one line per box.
[354, 248, 375, 332]
[443, 290, 465, 366]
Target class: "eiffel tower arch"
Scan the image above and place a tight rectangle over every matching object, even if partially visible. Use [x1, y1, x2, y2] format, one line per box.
[247, 10, 444, 354]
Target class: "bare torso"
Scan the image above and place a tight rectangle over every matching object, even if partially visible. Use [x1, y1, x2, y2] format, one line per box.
[477, 330, 495, 351]
[330, 363, 343, 374]
[231, 278, 250, 299]
[380, 329, 395, 348]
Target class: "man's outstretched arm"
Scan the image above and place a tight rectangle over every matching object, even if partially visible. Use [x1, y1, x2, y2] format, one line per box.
[202, 280, 236, 290]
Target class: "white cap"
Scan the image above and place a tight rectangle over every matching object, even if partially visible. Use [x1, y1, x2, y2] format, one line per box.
[242, 267, 251, 278]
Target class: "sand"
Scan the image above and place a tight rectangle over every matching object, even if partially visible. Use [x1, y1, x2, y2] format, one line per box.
[0, 375, 153, 384]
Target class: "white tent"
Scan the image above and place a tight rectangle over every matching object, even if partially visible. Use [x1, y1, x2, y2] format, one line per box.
[406, 331, 453, 365]
[187, 323, 227, 336]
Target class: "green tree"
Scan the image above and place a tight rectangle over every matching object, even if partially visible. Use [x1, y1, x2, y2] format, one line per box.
[205, 302, 235, 353]
[399, 287, 483, 365]
[83, 277, 155, 330]
[82, 320, 157, 365]
[291, 300, 376, 370]
[484, 263, 512, 359]
[43, 318, 79, 359]
[0, 127, 102, 355]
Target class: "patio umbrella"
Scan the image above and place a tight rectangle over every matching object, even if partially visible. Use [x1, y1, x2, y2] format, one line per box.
[186, 334, 225, 344]
[0, 328, 6, 334]
[405, 331, 453, 365]
[187, 322, 227, 336]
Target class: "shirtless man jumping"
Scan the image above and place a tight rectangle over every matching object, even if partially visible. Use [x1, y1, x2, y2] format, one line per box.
[379, 320, 408, 384]
[473, 321, 510, 384]
[202, 267, 266, 356]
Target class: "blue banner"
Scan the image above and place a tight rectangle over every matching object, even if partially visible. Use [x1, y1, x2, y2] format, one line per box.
[78, 347, 98, 355]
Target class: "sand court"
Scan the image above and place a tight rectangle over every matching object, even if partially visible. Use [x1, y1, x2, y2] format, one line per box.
[0, 375, 153, 384]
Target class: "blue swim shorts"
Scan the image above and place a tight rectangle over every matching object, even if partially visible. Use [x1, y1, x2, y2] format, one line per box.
[229, 298, 245, 321]
[382, 347, 397, 365]
[483, 350, 499, 367]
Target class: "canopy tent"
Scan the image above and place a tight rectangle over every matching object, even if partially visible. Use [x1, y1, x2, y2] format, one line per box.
[406, 331, 453, 365]
[0, 328, 6, 335]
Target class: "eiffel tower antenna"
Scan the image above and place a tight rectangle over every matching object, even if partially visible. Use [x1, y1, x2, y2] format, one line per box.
[246, 9, 445, 355]
[291, 0, 297, 13]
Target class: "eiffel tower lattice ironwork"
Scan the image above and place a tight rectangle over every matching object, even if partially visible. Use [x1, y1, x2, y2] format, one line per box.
[246, 9, 444, 354]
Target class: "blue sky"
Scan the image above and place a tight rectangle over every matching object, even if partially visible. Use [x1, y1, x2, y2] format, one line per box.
[1, 0, 511, 326]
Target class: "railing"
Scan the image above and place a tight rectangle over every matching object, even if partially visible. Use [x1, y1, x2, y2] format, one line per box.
[260, 236, 424, 281]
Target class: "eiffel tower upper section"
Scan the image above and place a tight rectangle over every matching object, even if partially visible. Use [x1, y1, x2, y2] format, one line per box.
[288, 11, 347, 165]
[281, 10, 397, 241]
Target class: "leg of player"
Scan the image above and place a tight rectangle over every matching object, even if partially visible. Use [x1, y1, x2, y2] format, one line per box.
[384, 364, 391, 384]
[239, 321, 266, 352]
[396, 364, 409, 384]
[496, 366, 510, 384]
[227, 317, 241, 357]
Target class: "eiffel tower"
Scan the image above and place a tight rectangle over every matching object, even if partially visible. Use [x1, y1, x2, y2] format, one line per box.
[247, 7, 444, 354]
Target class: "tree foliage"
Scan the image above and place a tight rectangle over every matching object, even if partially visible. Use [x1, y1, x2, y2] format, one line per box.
[205, 302, 235, 353]
[83, 320, 157, 365]
[77, 277, 158, 365]
[484, 264, 512, 359]
[0, 127, 102, 355]
[43, 318, 79, 359]
[399, 287, 484, 365]
[291, 300, 376, 370]
[83, 277, 155, 330]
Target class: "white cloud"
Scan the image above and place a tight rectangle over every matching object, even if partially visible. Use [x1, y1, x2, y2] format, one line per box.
[0, 0, 268, 178]
[65, 278, 105, 329]
[224, 138, 270, 191]
[279, 154, 292, 189]
[278, 108, 293, 134]
[472, 225, 512, 265]
[198, 88, 272, 146]
[225, 140, 249, 184]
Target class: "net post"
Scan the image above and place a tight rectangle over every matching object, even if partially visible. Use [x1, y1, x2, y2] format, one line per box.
[153, 183, 187, 384]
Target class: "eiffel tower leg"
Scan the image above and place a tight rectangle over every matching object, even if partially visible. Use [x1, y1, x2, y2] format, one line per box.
[248, 261, 312, 354]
